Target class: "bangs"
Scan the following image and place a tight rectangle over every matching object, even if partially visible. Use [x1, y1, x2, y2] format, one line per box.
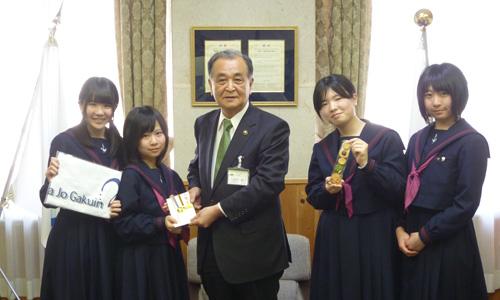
[421, 72, 454, 94]
[328, 75, 355, 99]
[335, 84, 353, 99]
[136, 113, 158, 136]
[91, 90, 117, 106]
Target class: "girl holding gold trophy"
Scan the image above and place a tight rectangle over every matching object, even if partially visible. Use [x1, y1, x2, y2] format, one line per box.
[114, 106, 189, 300]
[306, 74, 406, 300]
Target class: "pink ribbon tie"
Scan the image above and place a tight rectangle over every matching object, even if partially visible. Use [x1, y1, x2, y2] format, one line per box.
[342, 173, 355, 218]
[342, 181, 354, 218]
[404, 154, 437, 210]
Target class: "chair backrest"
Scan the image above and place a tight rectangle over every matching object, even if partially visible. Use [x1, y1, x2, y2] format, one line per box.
[281, 234, 311, 281]
[187, 237, 202, 284]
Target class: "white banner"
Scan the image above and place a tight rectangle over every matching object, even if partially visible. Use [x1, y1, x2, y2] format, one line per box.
[43, 152, 122, 219]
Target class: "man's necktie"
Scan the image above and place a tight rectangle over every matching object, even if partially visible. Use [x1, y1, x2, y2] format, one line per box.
[214, 118, 233, 177]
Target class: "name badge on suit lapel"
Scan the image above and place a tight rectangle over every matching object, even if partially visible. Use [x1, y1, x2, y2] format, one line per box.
[227, 155, 249, 186]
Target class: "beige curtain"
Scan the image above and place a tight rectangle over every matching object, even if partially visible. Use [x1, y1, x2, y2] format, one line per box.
[114, 0, 167, 116]
[114, 0, 174, 166]
[315, 0, 372, 140]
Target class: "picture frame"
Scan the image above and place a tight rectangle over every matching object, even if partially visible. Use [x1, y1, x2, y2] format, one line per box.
[191, 26, 297, 106]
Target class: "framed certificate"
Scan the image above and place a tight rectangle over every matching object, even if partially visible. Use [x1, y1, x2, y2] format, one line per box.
[191, 26, 297, 106]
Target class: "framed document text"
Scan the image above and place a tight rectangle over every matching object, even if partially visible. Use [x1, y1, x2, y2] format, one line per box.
[191, 26, 297, 106]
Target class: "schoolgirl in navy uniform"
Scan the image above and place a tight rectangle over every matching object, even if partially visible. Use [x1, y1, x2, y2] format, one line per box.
[306, 74, 406, 300]
[397, 63, 489, 300]
[39, 77, 124, 300]
[113, 106, 189, 300]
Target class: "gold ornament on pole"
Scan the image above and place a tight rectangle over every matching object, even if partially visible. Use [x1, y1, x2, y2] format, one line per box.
[414, 9, 433, 66]
[414, 9, 433, 27]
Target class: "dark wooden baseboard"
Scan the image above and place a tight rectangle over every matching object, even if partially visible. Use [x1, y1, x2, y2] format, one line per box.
[490, 290, 500, 300]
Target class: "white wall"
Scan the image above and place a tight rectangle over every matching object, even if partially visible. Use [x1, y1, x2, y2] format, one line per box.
[171, 0, 316, 180]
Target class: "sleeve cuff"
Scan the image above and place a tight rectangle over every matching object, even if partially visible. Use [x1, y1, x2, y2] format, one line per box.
[217, 203, 227, 217]
[154, 217, 165, 231]
[396, 217, 406, 228]
[419, 226, 431, 244]
[358, 159, 375, 172]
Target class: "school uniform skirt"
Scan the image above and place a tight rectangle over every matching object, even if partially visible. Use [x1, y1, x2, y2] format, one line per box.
[401, 206, 487, 300]
[115, 241, 189, 300]
[310, 208, 400, 300]
[40, 210, 118, 300]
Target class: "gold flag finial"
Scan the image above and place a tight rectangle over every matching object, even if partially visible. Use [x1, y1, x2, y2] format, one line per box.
[414, 9, 433, 27]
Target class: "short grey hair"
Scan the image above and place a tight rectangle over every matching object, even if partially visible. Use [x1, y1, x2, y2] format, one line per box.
[207, 49, 254, 79]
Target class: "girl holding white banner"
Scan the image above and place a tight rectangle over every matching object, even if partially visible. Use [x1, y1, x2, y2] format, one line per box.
[39, 77, 124, 300]
[114, 106, 189, 300]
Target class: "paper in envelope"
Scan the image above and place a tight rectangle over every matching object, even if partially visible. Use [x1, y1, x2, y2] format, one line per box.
[166, 191, 196, 227]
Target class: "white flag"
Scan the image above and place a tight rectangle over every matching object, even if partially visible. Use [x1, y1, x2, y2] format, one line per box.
[3, 33, 70, 247]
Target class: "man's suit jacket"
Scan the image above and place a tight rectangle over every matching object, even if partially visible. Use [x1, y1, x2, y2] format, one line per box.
[188, 104, 291, 284]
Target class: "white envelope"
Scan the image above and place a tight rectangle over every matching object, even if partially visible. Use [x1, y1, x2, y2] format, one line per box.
[166, 191, 196, 227]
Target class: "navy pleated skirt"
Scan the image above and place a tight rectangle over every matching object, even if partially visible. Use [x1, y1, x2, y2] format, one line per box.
[40, 210, 118, 300]
[401, 207, 487, 300]
[310, 208, 400, 300]
[115, 242, 189, 300]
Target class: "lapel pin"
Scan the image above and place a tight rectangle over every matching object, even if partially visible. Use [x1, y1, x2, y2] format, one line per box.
[242, 129, 249, 136]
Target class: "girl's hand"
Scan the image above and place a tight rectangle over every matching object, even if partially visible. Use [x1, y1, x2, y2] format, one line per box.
[162, 197, 171, 214]
[45, 157, 60, 182]
[406, 232, 426, 252]
[325, 176, 343, 194]
[396, 226, 419, 257]
[165, 215, 181, 234]
[348, 138, 369, 168]
[109, 200, 122, 218]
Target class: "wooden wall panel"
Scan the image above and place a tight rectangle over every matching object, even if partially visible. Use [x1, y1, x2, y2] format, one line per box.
[491, 291, 500, 300]
[279, 179, 318, 256]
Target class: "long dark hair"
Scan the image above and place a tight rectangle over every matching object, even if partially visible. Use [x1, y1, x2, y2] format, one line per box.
[71, 77, 123, 159]
[123, 106, 169, 167]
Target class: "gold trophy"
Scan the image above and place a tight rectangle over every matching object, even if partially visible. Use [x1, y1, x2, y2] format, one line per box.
[330, 141, 351, 184]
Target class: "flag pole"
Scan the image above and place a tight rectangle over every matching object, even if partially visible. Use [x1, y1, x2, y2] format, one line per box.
[408, 8, 434, 138]
[0, 267, 20, 300]
[414, 8, 433, 67]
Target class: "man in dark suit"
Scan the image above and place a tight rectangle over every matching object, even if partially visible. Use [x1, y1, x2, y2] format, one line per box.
[188, 49, 290, 300]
